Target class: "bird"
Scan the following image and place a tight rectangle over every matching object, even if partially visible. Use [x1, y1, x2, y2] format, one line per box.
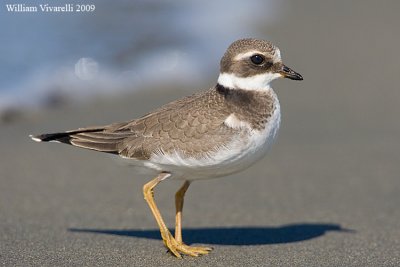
[30, 38, 303, 258]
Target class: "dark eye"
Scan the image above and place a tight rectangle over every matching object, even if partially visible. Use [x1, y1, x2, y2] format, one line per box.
[250, 54, 264, 65]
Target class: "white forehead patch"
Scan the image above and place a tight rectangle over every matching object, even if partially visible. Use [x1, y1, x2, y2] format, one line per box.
[234, 50, 262, 61]
[218, 72, 282, 91]
[234, 48, 282, 63]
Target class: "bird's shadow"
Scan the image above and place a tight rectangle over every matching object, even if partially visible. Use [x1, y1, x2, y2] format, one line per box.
[69, 223, 353, 246]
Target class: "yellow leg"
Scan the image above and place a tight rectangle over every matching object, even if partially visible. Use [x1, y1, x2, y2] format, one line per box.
[143, 173, 211, 258]
[174, 180, 190, 244]
[174, 180, 213, 255]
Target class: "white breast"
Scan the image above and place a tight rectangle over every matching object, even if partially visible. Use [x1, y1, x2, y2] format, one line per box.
[141, 91, 281, 180]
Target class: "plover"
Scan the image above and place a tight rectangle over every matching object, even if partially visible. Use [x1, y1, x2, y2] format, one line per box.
[30, 38, 303, 258]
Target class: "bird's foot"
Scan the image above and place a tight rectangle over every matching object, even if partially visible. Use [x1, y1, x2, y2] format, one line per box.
[162, 232, 212, 258]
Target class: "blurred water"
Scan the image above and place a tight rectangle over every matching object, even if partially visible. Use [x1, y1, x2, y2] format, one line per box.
[0, 0, 281, 112]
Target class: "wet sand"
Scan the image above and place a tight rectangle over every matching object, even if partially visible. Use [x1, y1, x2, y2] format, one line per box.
[1, 0, 400, 266]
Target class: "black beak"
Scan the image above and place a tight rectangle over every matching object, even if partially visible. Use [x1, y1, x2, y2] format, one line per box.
[280, 65, 303, 80]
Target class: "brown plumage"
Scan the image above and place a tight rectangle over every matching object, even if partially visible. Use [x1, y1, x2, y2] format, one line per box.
[32, 86, 276, 160]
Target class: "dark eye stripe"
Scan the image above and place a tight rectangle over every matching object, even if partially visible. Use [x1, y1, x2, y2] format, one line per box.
[265, 61, 273, 68]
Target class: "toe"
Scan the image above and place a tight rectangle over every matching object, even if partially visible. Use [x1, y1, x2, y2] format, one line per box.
[162, 233, 212, 258]
[180, 244, 212, 256]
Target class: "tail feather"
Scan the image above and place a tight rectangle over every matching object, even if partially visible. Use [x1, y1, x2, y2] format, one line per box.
[29, 127, 128, 155]
[30, 127, 103, 143]
[30, 132, 75, 144]
[70, 140, 120, 153]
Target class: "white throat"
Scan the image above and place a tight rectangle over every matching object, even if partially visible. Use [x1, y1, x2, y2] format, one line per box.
[217, 72, 281, 91]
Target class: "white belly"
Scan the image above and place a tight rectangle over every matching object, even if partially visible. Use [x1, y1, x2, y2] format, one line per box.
[138, 96, 281, 180]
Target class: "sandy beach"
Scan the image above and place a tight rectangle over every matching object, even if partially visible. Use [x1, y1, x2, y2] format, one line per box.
[1, 1, 400, 266]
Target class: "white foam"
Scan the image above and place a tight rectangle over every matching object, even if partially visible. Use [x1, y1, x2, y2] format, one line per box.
[0, 0, 281, 115]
